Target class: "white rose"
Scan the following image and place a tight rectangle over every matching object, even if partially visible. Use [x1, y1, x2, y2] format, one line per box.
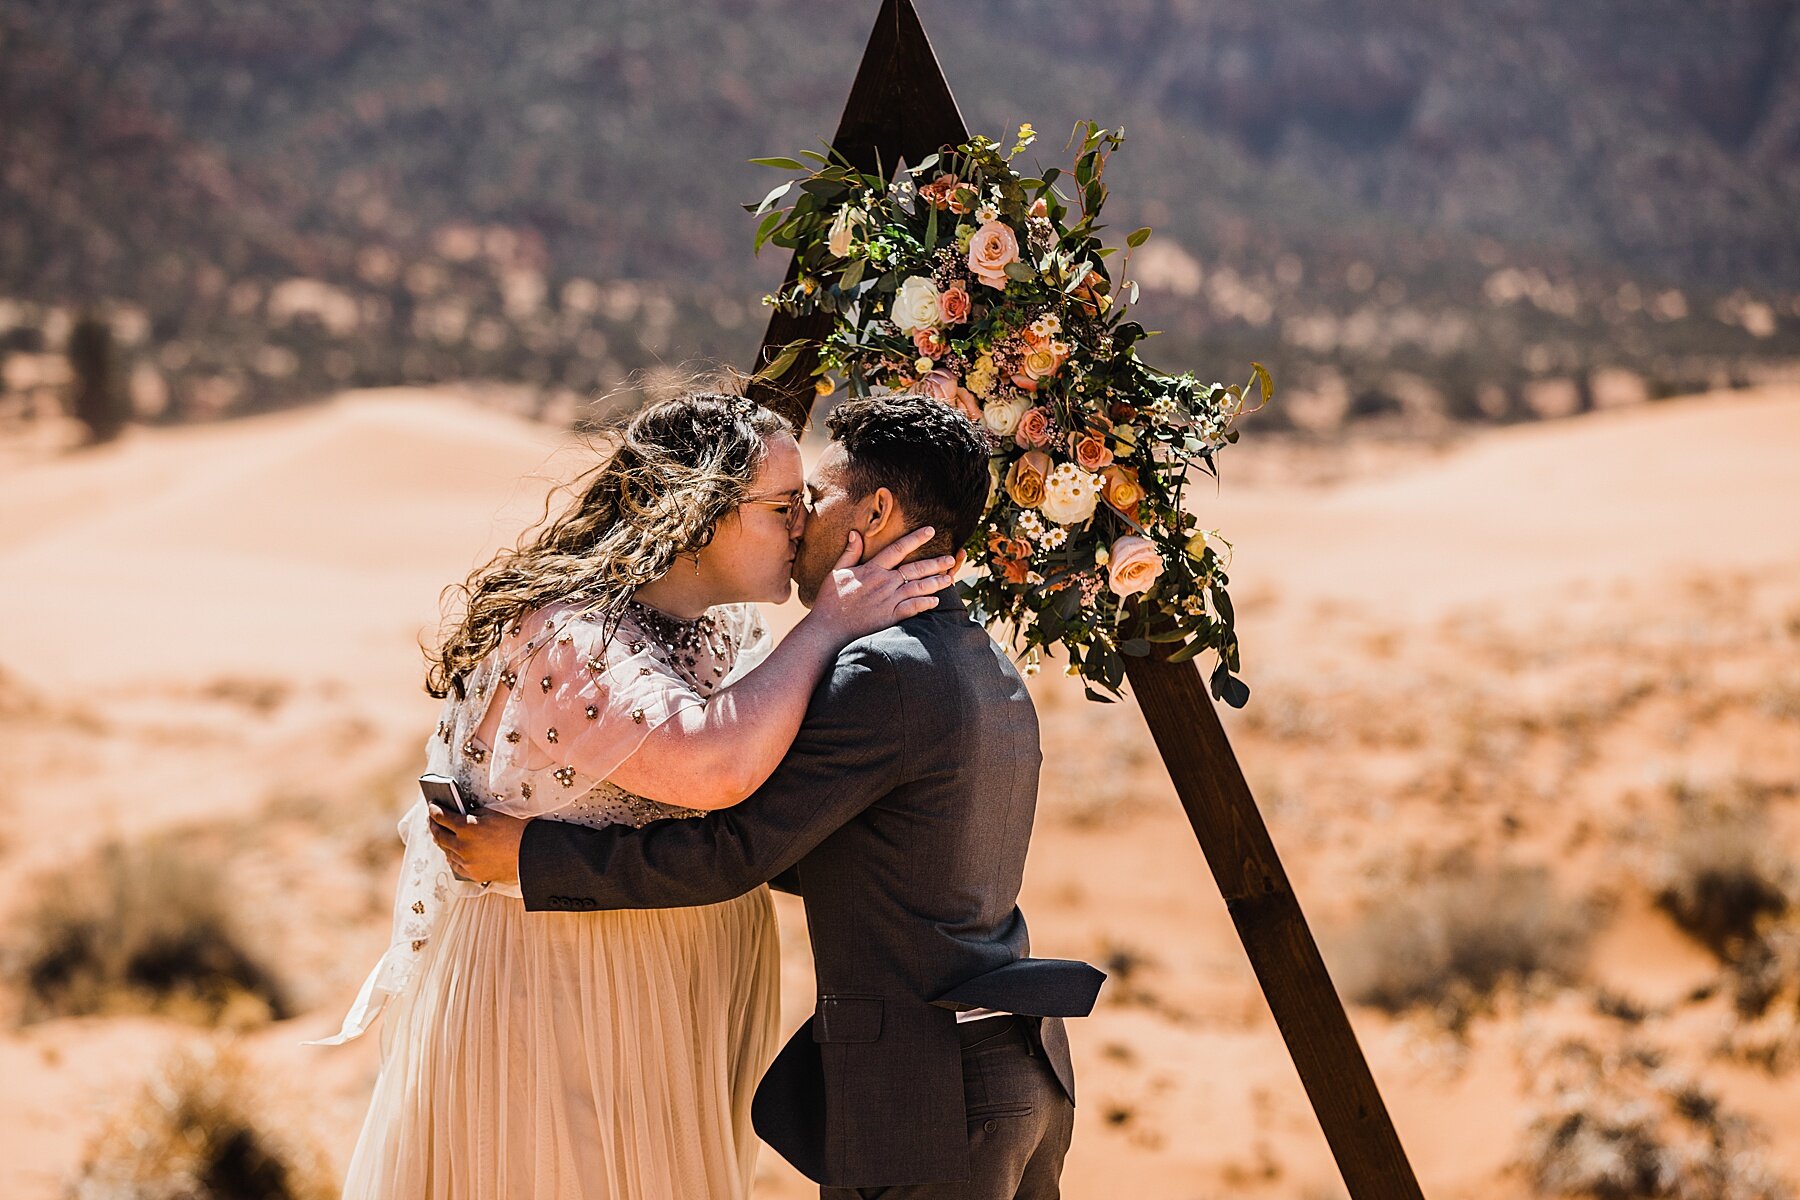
[1038, 463, 1102, 526]
[890, 275, 943, 334]
[981, 393, 1029, 438]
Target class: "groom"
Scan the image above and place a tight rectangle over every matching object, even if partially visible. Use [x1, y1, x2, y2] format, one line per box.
[435, 393, 1103, 1198]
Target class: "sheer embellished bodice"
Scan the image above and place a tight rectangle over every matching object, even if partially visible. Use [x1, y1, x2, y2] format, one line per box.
[311, 597, 772, 1047]
[434, 597, 769, 830]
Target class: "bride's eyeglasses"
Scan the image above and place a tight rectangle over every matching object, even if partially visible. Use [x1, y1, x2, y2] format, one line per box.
[741, 485, 816, 536]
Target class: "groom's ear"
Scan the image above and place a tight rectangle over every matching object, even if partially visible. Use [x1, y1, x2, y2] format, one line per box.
[858, 486, 901, 544]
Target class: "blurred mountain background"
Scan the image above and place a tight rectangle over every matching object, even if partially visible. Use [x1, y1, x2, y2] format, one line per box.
[3, 0, 1798, 432]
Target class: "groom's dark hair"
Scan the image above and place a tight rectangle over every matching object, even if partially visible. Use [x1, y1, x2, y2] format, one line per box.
[827, 395, 991, 557]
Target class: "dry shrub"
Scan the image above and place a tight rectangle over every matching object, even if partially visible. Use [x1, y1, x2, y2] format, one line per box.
[1517, 1039, 1793, 1200]
[1330, 864, 1591, 1026]
[16, 836, 289, 1026]
[1721, 924, 1800, 1071]
[68, 1043, 334, 1200]
[1651, 782, 1792, 961]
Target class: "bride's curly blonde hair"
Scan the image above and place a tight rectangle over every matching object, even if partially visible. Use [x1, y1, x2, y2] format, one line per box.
[426, 389, 794, 698]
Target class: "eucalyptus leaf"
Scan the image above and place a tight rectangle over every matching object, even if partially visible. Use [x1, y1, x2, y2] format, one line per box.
[753, 209, 784, 253]
[1165, 639, 1206, 664]
[749, 156, 808, 170]
[754, 339, 808, 382]
[1210, 662, 1250, 708]
[753, 181, 793, 216]
[1003, 260, 1036, 282]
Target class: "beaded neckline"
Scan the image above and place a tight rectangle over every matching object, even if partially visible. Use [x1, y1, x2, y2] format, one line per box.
[623, 597, 731, 693]
[624, 596, 709, 630]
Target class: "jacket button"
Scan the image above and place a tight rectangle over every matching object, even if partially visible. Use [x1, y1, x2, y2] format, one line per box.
[983, 1119, 997, 1133]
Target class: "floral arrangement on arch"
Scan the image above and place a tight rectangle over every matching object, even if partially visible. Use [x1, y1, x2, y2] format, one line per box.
[747, 122, 1267, 704]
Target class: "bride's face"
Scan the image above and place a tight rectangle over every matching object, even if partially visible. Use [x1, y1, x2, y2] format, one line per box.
[698, 432, 806, 605]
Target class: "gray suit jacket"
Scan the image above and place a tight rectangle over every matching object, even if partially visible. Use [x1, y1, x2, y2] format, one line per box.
[517, 587, 1103, 1188]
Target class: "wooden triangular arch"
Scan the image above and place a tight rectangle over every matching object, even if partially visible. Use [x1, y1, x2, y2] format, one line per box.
[750, 3, 1427, 1196]
[746, 0, 968, 428]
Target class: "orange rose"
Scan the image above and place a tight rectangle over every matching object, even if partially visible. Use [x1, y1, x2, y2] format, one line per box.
[1101, 464, 1144, 518]
[1106, 535, 1165, 598]
[939, 281, 971, 325]
[967, 220, 1020, 290]
[1005, 450, 1052, 509]
[912, 327, 948, 359]
[920, 173, 961, 210]
[1073, 269, 1111, 313]
[1070, 431, 1114, 473]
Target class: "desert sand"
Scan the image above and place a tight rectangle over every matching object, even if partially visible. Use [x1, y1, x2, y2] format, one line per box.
[2, 385, 1796, 1198]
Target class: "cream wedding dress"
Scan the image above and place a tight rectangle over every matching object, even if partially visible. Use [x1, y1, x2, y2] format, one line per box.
[318, 598, 782, 1200]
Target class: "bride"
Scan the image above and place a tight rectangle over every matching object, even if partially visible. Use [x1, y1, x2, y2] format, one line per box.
[316, 389, 956, 1200]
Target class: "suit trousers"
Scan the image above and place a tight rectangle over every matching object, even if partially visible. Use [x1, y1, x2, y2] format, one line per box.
[820, 1015, 1074, 1200]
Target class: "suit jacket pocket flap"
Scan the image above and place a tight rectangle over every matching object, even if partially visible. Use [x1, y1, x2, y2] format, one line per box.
[811, 995, 883, 1043]
[931, 958, 1107, 1018]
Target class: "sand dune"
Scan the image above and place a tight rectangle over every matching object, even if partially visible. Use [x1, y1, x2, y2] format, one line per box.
[2, 384, 1796, 1200]
[1212, 385, 1800, 622]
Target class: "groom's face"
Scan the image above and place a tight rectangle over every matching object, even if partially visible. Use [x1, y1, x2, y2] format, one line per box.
[791, 442, 863, 607]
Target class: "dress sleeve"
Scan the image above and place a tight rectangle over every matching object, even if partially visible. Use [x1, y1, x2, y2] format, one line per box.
[715, 602, 773, 687]
[486, 606, 707, 812]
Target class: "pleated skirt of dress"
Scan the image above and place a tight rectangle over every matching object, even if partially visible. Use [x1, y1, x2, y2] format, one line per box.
[341, 885, 781, 1200]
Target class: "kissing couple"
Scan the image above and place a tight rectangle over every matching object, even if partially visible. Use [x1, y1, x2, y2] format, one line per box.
[316, 388, 1104, 1199]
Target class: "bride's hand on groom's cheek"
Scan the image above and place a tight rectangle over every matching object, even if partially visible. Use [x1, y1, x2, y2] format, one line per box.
[428, 805, 527, 885]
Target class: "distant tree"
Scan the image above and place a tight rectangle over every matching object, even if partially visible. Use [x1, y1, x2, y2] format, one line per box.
[68, 314, 125, 443]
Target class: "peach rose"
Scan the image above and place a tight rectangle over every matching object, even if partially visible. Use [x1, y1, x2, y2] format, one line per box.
[1106, 536, 1165, 598]
[1029, 196, 1048, 219]
[916, 366, 957, 402]
[1012, 405, 1055, 450]
[939, 281, 971, 326]
[1070, 431, 1114, 473]
[967, 220, 1020, 290]
[912, 327, 948, 359]
[1100, 464, 1144, 518]
[951, 385, 983, 421]
[1011, 371, 1039, 393]
[918, 368, 980, 420]
[1019, 332, 1068, 382]
[1004, 450, 1052, 509]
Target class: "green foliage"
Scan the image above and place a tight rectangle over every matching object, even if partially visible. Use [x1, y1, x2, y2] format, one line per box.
[753, 124, 1261, 703]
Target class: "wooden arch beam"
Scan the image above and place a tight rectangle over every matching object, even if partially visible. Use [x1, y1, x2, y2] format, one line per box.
[750, 2, 1426, 1196]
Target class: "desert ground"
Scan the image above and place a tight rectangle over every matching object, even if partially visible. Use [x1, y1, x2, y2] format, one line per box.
[2, 385, 1797, 1199]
